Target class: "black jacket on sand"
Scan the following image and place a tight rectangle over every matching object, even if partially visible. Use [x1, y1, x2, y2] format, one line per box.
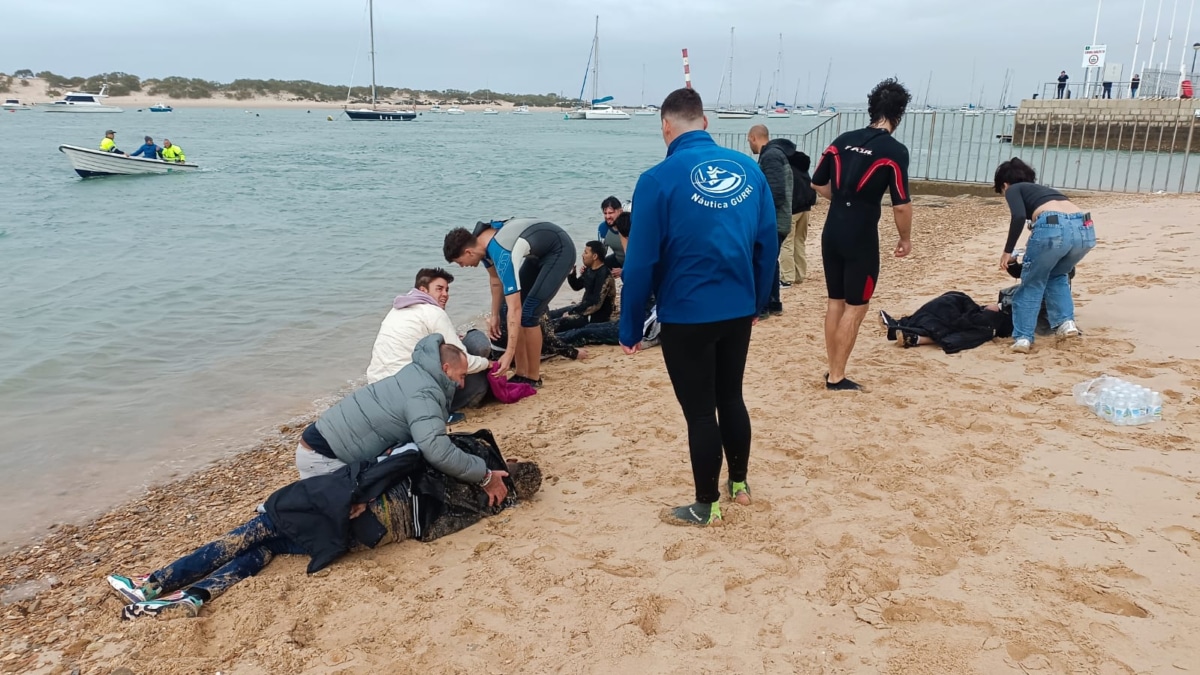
[887, 291, 1013, 354]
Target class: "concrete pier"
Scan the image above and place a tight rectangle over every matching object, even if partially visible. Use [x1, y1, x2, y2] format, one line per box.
[1013, 99, 1200, 152]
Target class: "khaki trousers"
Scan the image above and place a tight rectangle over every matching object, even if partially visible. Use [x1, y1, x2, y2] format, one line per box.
[779, 212, 809, 283]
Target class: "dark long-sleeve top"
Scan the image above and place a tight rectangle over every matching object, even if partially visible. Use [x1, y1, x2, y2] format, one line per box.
[1002, 182, 1069, 253]
[565, 264, 615, 321]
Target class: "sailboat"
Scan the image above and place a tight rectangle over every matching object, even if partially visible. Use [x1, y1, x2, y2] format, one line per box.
[910, 72, 935, 113]
[344, 0, 416, 121]
[765, 35, 791, 118]
[716, 27, 755, 119]
[565, 17, 630, 120]
[816, 60, 836, 116]
[635, 64, 658, 115]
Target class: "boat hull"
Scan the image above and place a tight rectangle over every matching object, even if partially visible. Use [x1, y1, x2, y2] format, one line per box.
[345, 109, 416, 121]
[716, 111, 756, 120]
[41, 105, 123, 113]
[58, 145, 200, 177]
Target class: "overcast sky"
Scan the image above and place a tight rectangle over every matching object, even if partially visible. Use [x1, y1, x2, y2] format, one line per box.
[4, 0, 1192, 105]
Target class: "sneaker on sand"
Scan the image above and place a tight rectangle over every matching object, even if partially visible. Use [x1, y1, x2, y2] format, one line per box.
[661, 501, 722, 526]
[510, 375, 543, 389]
[1011, 338, 1032, 353]
[106, 574, 157, 603]
[779, 281, 793, 288]
[121, 591, 202, 620]
[1055, 320, 1081, 337]
[727, 480, 752, 505]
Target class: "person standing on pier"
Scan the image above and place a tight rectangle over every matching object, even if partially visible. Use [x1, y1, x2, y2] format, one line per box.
[1131, 74, 1141, 98]
[811, 78, 913, 391]
[1057, 71, 1069, 99]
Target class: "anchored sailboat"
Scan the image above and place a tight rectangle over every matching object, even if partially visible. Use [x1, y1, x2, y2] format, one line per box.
[344, 0, 416, 121]
[716, 27, 755, 119]
[565, 17, 630, 120]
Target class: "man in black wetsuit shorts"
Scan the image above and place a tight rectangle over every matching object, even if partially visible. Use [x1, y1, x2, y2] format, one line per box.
[811, 78, 913, 391]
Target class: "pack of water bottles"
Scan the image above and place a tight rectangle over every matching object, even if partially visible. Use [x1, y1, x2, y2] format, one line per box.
[1072, 375, 1163, 426]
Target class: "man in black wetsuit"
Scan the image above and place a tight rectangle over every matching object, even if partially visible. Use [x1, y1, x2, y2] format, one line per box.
[811, 78, 913, 391]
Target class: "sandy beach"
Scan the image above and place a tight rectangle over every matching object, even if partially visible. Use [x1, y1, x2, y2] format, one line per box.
[2, 78, 563, 111]
[1, 191, 1198, 674]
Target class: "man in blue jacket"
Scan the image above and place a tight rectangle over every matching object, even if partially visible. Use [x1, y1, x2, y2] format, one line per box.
[128, 136, 162, 160]
[619, 87, 777, 527]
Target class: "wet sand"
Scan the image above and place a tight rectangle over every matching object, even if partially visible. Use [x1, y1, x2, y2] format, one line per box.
[2, 192, 1198, 674]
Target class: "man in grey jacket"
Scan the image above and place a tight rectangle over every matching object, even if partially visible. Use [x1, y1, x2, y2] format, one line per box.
[748, 125, 794, 317]
[294, 334, 509, 505]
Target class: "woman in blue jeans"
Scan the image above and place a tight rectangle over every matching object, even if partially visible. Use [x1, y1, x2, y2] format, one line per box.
[994, 158, 1097, 353]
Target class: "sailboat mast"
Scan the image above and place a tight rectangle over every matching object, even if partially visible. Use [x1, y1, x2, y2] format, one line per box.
[641, 63, 646, 107]
[591, 16, 599, 105]
[368, 0, 377, 108]
[728, 27, 735, 107]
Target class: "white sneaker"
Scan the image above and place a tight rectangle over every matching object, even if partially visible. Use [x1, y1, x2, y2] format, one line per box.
[1055, 320, 1081, 337]
[1011, 338, 1032, 353]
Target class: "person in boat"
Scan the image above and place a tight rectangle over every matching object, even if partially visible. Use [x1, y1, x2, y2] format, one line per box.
[105, 431, 543, 619]
[99, 130, 125, 155]
[128, 136, 162, 160]
[161, 139, 185, 163]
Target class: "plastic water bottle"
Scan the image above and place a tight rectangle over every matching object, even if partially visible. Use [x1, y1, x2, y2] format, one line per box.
[1113, 396, 1130, 426]
[1099, 388, 1115, 422]
[1150, 391, 1163, 422]
[1128, 389, 1147, 426]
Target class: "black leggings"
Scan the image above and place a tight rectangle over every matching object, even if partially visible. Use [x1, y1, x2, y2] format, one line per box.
[658, 316, 754, 504]
[516, 232, 576, 327]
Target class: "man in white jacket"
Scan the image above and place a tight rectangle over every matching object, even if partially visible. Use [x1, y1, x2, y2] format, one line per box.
[367, 268, 493, 412]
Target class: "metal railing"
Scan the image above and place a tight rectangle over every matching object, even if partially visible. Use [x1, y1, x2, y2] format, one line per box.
[715, 109, 1200, 193]
[1040, 80, 1147, 100]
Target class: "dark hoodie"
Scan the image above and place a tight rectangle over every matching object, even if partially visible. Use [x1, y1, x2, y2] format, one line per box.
[757, 138, 795, 236]
[788, 150, 817, 214]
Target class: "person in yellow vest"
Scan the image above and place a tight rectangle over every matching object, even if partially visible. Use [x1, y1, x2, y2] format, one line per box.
[99, 130, 126, 155]
[161, 139, 185, 163]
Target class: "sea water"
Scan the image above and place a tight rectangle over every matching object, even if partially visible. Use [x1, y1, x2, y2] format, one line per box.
[0, 107, 821, 549]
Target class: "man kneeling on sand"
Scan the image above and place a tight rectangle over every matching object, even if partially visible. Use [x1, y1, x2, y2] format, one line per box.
[297, 335, 509, 506]
[105, 430, 542, 619]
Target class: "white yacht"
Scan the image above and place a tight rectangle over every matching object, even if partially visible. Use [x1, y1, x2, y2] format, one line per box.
[581, 104, 630, 120]
[765, 106, 791, 119]
[3, 98, 31, 111]
[634, 105, 658, 116]
[714, 29, 755, 120]
[428, 104, 445, 113]
[446, 106, 465, 115]
[41, 85, 123, 113]
[482, 108, 499, 115]
[512, 105, 531, 115]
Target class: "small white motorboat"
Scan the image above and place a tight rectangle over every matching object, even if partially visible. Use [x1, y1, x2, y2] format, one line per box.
[58, 145, 200, 178]
[148, 103, 173, 112]
[40, 85, 123, 113]
[3, 98, 31, 111]
[634, 105, 658, 116]
[482, 108, 499, 115]
[428, 104, 445, 113]
[511, 105, 531, 115]
[446, 106, 465, 115]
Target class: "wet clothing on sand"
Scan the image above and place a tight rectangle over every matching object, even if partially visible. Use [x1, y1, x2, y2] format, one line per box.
[812, 126, 911, 305]
[882, 291, 1014, 354]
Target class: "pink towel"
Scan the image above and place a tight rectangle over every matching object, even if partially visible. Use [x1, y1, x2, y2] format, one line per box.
[487, 363, 536, 404]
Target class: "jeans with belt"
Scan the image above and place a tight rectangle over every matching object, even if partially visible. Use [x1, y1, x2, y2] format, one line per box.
[1012, 212, 1096, 342]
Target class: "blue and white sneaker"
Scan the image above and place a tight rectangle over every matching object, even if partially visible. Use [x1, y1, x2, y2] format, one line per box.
[121, 591, 202, 620]
[106, 574, 157, 603]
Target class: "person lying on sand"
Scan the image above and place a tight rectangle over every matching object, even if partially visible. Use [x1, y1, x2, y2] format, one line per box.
[105, 431, 541, 619]
[879, 291, 1013, 354]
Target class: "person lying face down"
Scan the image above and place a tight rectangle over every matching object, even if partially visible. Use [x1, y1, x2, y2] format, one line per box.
[879, 291, 1013, 354]
[104, 431, 542, 619]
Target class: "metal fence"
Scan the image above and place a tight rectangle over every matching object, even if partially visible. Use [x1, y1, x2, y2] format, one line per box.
[715, 109, 1200, 193]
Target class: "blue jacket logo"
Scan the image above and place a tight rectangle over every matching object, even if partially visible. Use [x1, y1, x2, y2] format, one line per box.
[690, 160, 746, 199]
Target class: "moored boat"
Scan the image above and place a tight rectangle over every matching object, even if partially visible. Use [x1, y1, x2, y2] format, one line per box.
[148, 103, 173, 112]
[3, 99, 31, 111]
[40, 85, 123, 113]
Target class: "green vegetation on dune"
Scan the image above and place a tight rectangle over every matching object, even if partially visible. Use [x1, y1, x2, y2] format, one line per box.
[20, 70, 578, 106]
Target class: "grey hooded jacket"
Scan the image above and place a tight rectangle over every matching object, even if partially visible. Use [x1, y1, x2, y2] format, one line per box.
[314, 334, 487, 483]
[758, 137, 796, 237]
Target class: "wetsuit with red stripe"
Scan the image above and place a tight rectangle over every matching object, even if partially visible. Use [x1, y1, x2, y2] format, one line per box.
[811, 127, 911, 305]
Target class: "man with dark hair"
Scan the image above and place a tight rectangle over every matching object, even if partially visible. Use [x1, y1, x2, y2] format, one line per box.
[598, 197, 626, 276]
[443, 219, 576, 388]
[781, 150, 817, 285]
[747, 124, 793, 317]
[296, 335, 509, 506]
[620, 87, 777, 527]
[812, 78, 913, 391]
[1057, 71, 1069, 99]
[549, 240, 616, 331]
[367, 267, 492, 415]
